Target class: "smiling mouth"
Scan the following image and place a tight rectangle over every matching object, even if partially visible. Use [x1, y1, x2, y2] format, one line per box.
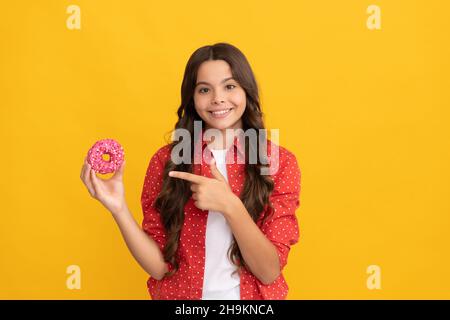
[209, 108, 233, 118]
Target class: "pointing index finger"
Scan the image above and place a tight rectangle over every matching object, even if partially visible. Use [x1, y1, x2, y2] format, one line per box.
[169, 171, 205, 184]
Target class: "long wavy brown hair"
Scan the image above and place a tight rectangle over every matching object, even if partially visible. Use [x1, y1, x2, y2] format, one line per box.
[154, 42, 275, 278]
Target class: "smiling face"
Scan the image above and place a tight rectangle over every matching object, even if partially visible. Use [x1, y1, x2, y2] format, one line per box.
[193, 60, 246, 136]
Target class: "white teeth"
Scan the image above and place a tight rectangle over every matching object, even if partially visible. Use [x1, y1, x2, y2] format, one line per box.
[211, 108, 231, 115]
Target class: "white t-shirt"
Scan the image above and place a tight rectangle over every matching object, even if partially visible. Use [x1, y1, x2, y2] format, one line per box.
[202, 148, 241, 300]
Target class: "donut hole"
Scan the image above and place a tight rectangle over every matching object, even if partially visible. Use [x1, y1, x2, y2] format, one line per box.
[102, 153, 111, 162]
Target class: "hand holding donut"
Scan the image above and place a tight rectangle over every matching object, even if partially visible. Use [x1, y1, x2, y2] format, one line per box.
[80, 139, 128, 216]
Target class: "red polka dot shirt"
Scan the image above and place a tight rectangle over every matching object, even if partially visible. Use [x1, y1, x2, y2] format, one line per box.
[141, 131, 301, 300]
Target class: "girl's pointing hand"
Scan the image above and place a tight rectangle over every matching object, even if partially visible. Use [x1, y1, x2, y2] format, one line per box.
[168, 159, 238, 213]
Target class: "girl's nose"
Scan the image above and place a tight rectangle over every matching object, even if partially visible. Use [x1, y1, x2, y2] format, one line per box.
[212, 91, 225, 104]
[212, 97, 225, 104]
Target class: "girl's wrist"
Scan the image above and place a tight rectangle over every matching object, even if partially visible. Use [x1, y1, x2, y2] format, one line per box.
[223, 192, 242, 219]
[111, 203, 130, 219]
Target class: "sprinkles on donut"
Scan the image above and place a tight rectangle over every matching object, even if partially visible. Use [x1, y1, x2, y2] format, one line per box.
[87, 139, 124, 174]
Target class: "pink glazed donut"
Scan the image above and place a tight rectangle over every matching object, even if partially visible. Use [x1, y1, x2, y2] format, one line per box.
[87, 139, 124, 174]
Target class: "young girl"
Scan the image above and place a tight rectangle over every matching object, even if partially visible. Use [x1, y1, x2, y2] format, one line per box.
[80, 43, 301, 300]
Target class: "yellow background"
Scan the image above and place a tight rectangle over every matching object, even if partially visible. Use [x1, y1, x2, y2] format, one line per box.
[1, 0, 449, 299]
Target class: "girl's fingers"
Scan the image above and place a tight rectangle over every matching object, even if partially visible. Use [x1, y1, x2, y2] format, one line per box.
[90, 168, 101, 196]
[80, 157, 88, 180]
[80, 164, 86, 181]
[192, 192, 198, 201]
[190, 184, 198, 193]
[83, 164, 96, 198]
[112, 160, 125, 180]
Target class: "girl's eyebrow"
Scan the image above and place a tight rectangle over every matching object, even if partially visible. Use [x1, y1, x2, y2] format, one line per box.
[195, 77, 235, 87]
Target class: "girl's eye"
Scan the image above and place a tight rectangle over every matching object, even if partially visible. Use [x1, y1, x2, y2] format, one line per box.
[198, 84, 236, 94]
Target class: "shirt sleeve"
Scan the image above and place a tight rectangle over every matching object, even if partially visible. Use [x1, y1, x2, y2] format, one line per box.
[140, 150, 174, 274]
[261, 149, 301, 272]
